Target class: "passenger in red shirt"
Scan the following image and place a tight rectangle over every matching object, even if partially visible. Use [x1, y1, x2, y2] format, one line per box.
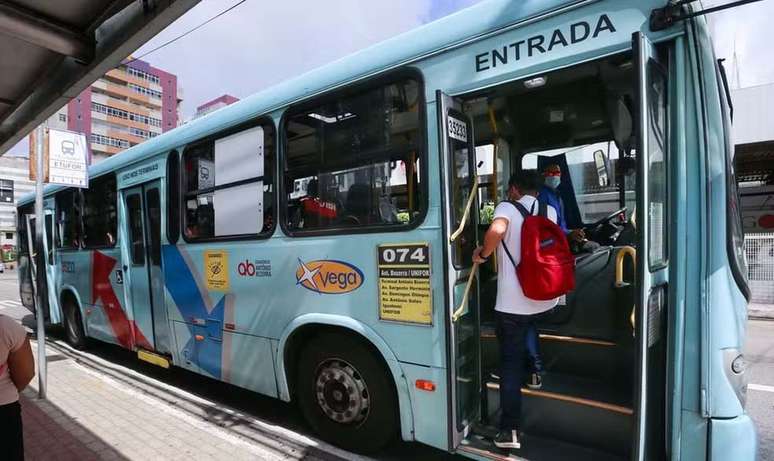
[299, 179, 338, 227]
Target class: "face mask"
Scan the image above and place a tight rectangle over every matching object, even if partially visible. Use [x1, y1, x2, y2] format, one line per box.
[545, 176, 561, 189]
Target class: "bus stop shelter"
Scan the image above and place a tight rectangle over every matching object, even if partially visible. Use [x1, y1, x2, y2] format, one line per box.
[0, 0, 199, 156]
[0, 0, 199, 398]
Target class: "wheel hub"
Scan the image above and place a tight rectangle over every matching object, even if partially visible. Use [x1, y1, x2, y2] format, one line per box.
[315, 359, 370, 425]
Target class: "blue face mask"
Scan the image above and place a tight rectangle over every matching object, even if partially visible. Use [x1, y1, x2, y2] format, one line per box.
[545, 176, 561, 189]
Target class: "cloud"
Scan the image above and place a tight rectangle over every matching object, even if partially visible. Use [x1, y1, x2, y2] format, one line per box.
[133, 0, 456, 119]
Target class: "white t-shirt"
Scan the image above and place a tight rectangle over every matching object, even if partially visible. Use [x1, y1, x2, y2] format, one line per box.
[494, 195, 560, 315]
[0, 314, 28, 405]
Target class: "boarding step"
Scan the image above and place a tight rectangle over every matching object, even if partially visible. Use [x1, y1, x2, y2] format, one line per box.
[137, 349, 171, 369]
[480, 324, 633, 385]
[485, 372, 632, 456]
[460, 424, 626, 461]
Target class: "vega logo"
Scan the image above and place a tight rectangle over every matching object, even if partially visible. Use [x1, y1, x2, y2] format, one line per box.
[295, 258, 364, 294]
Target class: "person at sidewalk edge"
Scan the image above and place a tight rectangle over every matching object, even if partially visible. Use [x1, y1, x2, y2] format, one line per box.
[0, 314, 35, 461]
[473, 171, 559, 450]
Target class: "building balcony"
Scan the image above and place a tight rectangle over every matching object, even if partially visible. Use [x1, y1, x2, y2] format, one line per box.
[91, 143, 122, 156]
[93, 79, 162, 110]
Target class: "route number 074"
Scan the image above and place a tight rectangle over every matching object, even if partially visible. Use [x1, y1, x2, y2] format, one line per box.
[381, 246, 427, 264]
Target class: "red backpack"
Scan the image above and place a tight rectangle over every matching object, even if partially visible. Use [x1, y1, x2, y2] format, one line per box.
[501, 200, 575, 300]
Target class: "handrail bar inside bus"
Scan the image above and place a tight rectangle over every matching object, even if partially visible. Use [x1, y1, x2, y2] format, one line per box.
[449, 173, 479, 243]
[452, 263, 478, 321]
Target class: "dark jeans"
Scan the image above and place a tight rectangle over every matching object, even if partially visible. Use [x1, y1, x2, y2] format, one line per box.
[526, 324, 543, 374]
[0, 400, 24, 460]
[496, 310, 547, 431]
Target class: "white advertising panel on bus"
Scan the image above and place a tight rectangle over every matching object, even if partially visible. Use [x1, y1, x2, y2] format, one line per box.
[213, 126, 264, 236]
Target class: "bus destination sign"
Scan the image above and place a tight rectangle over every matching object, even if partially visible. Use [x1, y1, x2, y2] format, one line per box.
[377, 243, 432, 325]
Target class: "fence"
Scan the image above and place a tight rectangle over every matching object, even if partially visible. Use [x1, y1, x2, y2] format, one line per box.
[745, 232, 774, 304]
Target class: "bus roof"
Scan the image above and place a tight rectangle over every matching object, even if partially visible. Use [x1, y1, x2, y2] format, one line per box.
[19, 0, 617, 206]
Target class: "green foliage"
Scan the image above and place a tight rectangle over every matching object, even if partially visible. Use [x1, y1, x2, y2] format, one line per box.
[479, 203, 495, 225]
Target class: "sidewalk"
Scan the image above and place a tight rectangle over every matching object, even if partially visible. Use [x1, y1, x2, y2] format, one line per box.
[749, 303, 774, 320]
[18, 333, 365, 461]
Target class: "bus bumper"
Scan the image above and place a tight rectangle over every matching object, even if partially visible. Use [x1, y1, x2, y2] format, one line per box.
[709, 414, 757, 461]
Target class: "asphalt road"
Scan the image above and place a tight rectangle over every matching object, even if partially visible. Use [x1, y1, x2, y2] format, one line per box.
[1, 269, 772, 459]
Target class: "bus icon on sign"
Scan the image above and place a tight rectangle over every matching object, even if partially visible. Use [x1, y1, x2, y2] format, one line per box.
[61, 140, 76, 156]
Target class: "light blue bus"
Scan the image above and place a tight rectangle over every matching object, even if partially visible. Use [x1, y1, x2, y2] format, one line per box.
[17, 0, 756, 459]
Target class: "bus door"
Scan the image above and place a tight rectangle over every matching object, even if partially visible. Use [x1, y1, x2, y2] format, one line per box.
[438, 90, 482, 447]
[121, 180, 171, 354]
[25, 208, 59, 323]
[632, 32, 670, 460]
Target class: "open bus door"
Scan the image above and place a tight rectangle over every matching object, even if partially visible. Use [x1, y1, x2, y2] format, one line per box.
[632, 31, 670, 461]
[25, 208, 59, 323]
[438, 90, 482, 448]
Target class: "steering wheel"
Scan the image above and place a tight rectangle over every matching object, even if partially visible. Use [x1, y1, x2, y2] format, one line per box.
[588, 207, 628, 229]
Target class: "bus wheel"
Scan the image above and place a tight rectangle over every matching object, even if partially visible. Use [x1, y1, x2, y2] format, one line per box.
[63, 300, 87, 350]
[297, 333, 398, 453]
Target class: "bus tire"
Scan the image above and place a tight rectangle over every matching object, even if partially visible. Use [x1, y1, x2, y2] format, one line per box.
[63, 298, 87, 350]
[297, 333, 398, 453]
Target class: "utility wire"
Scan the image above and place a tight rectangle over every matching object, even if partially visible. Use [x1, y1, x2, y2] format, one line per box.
[124, 0, 248, 65]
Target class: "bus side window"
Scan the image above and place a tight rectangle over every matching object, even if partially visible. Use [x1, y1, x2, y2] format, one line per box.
[283, 75, 425, 233]
[82, 174, 117, 249]
[182, 121, 275, 240]
[56, 189, 81, 249]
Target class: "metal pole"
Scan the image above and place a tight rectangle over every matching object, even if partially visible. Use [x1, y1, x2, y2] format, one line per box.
[34, 124, 47, 399]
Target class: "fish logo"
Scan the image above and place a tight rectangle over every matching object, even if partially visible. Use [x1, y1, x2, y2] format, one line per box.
[295, 259, 364, 294]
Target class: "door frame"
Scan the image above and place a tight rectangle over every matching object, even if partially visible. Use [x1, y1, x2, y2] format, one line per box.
[119, 179, 165, 351]
[632, 31, 671, 461]
[438, 90, 483, 449]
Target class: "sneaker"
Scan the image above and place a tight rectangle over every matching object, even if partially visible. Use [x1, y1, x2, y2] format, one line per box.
[527, 372, 542, 390]
[494, 430, 521, 449]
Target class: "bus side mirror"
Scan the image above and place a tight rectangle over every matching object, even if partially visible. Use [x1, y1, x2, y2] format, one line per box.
[593, 149, 610, 187]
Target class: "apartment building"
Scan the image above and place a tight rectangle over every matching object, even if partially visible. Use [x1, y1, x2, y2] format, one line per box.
[193, 94, 240, 120]
[65, 58, 181, 162]
[0, 155, 33, 262]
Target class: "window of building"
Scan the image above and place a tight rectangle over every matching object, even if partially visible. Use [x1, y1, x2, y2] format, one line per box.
[58, 113, 67, 123]
[0, 179, 13, 203]
[82, 174, 117, 247]
[284, 76, 425, 233]
[183, 121, 275, 240]
[55, 189, 81, 249]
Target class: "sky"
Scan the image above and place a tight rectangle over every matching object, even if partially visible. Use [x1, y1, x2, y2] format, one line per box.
[705, 0, 774, 89]
[132, 0, 481, 120]
[7, 0, 774, 155]
[130, 0, 773, 120]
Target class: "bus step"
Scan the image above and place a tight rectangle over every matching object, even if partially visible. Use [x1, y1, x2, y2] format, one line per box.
[461, 424, 626, 461]
[485, 372, 632, 456]
[137, 349, 170, 369]
[480, 325, 633, 384]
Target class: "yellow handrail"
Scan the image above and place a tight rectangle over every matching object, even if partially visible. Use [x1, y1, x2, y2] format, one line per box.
[452, 263, 478, 322]
[450, 174, 479, 244]
[614, 246, 637, 331]
[615, 246, 636, 288]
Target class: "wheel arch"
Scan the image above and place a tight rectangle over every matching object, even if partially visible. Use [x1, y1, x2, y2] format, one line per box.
[59, 285, 86, 327]
[277, 313, 415, 441]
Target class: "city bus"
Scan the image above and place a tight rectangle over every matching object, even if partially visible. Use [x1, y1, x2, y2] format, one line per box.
[17, 0, 756, 459]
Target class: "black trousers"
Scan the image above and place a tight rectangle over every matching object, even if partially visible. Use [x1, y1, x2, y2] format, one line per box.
[0, 400, 24, 461]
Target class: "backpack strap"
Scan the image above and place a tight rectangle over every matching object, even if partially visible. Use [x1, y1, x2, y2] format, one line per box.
[503, 199, 529, 218]
[501, 239, 518, 271]
[499, 200, 527, 271]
